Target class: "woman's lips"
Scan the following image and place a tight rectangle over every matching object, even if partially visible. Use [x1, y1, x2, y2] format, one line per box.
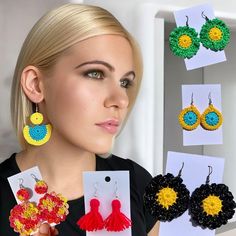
[96, 120, 120, 134]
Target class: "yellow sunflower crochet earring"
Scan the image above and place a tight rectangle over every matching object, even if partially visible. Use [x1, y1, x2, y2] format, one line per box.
[169, 16, 200, 59]
[189, 166, 236, 229]
[23, 103, 52, 146]
[200, 11, 230, 51]
[179, 93, 201, 130]
[200, 93, 223, 131]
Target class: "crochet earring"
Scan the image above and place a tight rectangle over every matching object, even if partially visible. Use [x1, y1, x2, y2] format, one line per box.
[200, 92, 223, 130]
[143, 163, 190, 221]
[77, 182, 104, 231]
[169, 15, 200, 59]
[9, 179, 40, 235]
[23, 103, 52, 146]
[179, 93, 201, 130]
[31, 174, 48, 195]
[189, 166, 236, 229]
[200, 11, 230, 51]
[104, 181, 132, 232]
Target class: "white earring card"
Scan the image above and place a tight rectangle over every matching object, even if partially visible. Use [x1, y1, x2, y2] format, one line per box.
[181, 84, 223, 146]
[173, 3, 227, 70]
[83, 171, 131, 236]
[159, 151, 225, 236]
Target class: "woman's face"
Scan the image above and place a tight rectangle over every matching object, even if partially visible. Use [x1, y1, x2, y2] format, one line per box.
[43, 35, 135, 154]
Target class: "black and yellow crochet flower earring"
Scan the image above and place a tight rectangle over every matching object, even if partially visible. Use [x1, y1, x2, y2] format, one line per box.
[200, 11, 230, 52]
[189, 166, 236, 229]
[200, 92, 223, 130]
[169, 16, 200, 59]
[143, 163, 190, 221]
[179, 93, 201, 131]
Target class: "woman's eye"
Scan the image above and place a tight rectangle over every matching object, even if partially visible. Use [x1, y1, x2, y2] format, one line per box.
[120, 79, 133, 89]
[85, 70, 104, 79]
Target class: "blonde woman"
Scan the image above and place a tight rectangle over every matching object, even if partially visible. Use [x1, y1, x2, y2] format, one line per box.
[0, 4, 159, 236]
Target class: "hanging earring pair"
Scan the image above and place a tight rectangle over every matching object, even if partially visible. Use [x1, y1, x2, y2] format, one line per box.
[23, 103, 52, 146]
[179, 93, 223, 131]
[143, 164, 236, 229]
[169, 12, 230, 58]
[77, 181, 132, 232]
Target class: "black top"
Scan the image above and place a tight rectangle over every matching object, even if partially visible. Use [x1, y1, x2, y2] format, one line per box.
[0, 153, 157, 236]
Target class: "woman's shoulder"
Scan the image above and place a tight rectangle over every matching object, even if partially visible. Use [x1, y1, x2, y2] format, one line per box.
[0, 153, 18, 179]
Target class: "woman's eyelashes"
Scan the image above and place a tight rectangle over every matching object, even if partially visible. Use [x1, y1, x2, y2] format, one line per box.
[82, 69, 134, 89]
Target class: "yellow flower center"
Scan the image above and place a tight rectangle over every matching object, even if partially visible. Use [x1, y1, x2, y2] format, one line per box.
[42, 198, 56, 211]
[178, 35, 192, 48]
[23, 203, 38, 218]
[202, 195, 222, 216]
[209, 27, 222, 41]
[157, 187, 178, 209]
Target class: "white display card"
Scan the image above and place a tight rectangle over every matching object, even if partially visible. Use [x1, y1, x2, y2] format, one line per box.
[174, 3, 226, 70]
[8, 166, 43, 205]
[159, 151, 225, 236]
[83, 171, 131, 236]
[181, 84, 223, 146]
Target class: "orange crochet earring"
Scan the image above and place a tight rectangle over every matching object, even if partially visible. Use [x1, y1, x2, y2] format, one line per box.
[23, 103, 52, 146]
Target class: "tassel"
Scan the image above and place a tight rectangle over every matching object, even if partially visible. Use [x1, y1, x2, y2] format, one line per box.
[77, 198, 104, 231]
[104, 199, 132, 231]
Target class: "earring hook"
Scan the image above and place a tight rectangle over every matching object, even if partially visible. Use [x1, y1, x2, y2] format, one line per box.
[201, 11, 209, 21]
[31, 173, 39, 182]
[18, 178, 24, 188]
[206, 165, 213, 184]
[93, 182, 99, 197]
[114, 181, 118, 198]
[186, 15, 189, 27]
[208, 92, 212, 105]
[191, 93, 194, 105]
[178, 162, 185, 177]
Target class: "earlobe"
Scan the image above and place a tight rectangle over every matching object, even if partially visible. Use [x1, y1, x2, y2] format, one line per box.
[21, 65, 44, 103]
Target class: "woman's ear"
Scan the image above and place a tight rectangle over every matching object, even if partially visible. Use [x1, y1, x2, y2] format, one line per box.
[21, 65, 45, 103]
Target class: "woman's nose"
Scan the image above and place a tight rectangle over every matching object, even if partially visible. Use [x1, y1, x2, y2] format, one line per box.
[104, 83, 129, 109]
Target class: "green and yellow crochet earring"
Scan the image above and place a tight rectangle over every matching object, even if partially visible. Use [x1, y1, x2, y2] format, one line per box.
[200, 93, 223, 131]
[200, 11, 230, 51]
[23, 103, 52, 146]
[169, 16, 200, 59]
[179, 93, 201, 131]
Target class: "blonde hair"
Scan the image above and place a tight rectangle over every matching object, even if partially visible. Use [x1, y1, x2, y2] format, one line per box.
[10, 3, 143, 149]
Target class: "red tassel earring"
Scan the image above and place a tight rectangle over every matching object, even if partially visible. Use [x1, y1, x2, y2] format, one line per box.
[104, 181, 132, 232]
[77, 182, 104, 231]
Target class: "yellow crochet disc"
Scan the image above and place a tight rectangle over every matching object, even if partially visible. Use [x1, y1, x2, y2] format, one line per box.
[178, 105, 201, 131]
[201, 104, 223, 131]
[23, 124, 52, 146]
[30, 112, 43, 125]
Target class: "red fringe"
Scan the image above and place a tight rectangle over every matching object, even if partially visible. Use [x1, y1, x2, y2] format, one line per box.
[104, 199, 132, 231]
[77, 198, 104, 231]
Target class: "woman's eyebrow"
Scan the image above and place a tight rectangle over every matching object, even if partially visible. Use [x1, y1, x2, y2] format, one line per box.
[74, 60, 115, 71]
[74, 60, 135, 78]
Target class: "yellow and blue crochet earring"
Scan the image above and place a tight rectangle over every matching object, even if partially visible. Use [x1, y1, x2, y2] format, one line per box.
[200, 93, 223, 131]
[23, 103, 52, 146]
[200, 11, 230, 52]
[179, 93, 201, 130]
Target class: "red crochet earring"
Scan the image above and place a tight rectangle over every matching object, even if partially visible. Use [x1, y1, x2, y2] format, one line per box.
[31, 174, 48, 194]
[77, 182, 104, 231]
[9, 179, 40, 235]
[104, 181, 132, 232]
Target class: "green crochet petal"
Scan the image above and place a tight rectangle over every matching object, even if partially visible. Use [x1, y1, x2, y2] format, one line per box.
[200, 18, 230, 51]
[169, 26, 200, 59]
